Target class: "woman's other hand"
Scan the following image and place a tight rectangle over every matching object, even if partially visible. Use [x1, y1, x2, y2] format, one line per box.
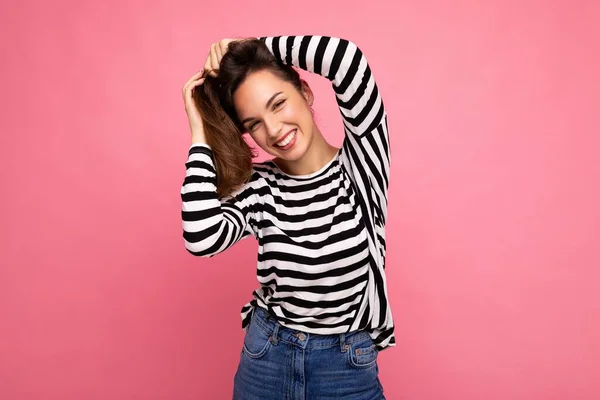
[182, 70, 207, 140]
[203, 38, 237, 78]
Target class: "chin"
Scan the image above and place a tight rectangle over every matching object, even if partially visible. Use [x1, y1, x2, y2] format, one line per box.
[277, 144, 309, 162]
[270, 131, 309, 160]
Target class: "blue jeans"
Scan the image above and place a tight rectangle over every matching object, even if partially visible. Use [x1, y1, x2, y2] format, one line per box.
[233, 307, 385, 399]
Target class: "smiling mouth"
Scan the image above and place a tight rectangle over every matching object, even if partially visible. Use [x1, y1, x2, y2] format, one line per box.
[274, 129, 297, 147]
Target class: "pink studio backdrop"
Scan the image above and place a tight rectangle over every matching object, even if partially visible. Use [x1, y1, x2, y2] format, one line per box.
[1, 0, 599, 399]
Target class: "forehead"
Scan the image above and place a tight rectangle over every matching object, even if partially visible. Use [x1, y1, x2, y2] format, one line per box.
[233, 70, 294, 115]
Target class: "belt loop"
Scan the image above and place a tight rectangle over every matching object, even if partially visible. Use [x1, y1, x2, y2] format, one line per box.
[271, 323, 280, 345]
[339, 333, 347, 352]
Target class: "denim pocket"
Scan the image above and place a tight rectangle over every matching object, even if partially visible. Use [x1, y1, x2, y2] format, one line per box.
[242, 321, 272, 359]
[347, 335, 379, 369]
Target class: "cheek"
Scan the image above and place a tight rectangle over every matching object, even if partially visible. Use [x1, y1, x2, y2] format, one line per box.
[283, 102, 312, 126]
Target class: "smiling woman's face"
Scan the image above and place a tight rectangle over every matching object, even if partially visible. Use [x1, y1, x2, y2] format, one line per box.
[233, 69, 315, 160]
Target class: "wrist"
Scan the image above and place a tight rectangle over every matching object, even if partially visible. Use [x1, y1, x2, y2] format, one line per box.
[191, 133, 207, 144]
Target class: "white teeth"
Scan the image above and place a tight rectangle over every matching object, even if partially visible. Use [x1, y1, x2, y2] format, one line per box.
[275, 130, 296, 147]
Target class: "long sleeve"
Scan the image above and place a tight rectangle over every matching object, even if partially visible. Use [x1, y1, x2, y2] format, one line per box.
[259, 36, 395, 348]
[260, 35, 391, 224]
[259, 36, 387, 137]
[181, 143, 255, 258]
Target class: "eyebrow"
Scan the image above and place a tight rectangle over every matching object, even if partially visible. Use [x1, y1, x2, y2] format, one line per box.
[240, 92, 284, 125]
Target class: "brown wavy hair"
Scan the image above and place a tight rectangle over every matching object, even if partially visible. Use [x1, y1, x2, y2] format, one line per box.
[192, 38, 304, 199]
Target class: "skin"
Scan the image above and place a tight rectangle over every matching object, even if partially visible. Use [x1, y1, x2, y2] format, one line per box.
[183, 38, 339, 177]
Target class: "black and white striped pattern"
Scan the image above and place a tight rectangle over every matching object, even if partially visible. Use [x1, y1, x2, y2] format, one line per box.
[181, 35, 394, 350]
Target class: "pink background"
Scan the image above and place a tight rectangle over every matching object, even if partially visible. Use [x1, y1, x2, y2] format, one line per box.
[1, 0, 599, 399]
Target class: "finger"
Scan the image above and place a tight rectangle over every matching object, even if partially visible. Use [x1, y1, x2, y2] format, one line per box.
[214, 42, 223, 61]
[218, 40, 228, 56]
[201, 66, 216, 78]
[183, 70, 205, 89]
[188, 79, 205, 99]
[203, 56, 212, 76]
[190, 76, 206, 89]
[220, 39, 234, 55]
[190, 77, 205, 88]
[183, 77, 206, 98]
[193, 77, 206, 87]
[210, 43, 219, 71]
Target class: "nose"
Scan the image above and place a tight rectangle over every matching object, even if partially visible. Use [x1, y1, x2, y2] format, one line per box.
[263, 116, 282, 139]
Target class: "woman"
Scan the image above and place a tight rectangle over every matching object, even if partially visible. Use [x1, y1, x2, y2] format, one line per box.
[181, 35, 393, 399]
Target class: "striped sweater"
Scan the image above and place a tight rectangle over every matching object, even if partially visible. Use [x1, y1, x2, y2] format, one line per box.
[181, 35, 394, 350]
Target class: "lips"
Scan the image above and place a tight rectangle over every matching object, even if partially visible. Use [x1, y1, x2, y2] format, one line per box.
[274, 129, 296, 146]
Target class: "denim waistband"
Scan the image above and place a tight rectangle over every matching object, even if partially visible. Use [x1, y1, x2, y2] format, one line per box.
[250, 306, 373, 351]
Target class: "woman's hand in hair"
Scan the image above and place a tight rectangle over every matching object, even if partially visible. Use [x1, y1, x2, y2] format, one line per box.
[182, 70, 207, 141]
[182, 38, 239, 143]
[203, 38, 237, 78]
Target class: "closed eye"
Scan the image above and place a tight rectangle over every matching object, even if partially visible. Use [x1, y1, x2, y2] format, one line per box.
[247, 100, 286, 131]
